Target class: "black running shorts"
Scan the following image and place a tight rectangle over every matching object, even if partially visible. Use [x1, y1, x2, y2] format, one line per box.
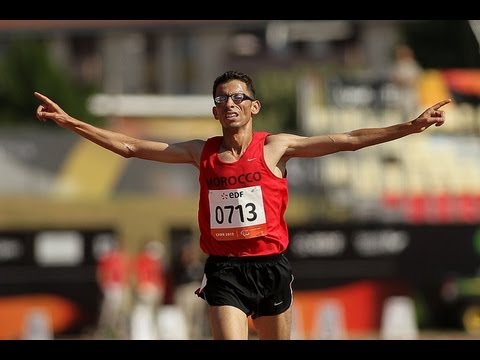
[195, 253, 294, 319]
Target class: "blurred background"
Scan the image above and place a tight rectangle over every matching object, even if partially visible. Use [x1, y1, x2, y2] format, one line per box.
[1, 19, 480, 340]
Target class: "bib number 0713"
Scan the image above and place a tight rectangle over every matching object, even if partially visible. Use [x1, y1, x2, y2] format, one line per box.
[214, 203, 257, 224]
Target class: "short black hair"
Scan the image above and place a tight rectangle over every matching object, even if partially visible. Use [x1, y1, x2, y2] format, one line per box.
[212, 70, 256, 100]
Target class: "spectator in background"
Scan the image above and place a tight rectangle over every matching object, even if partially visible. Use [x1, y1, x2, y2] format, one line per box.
[95, 238, 130, 339]
[391, 44, 423, 119]
[172, 242, 207, 339]
[130, 240, 167, 339]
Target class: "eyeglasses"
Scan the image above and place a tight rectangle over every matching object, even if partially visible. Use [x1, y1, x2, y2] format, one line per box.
[214, 93, 255, 105]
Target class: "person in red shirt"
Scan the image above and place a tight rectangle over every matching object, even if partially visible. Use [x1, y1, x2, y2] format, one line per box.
[130, 240, 167, 340]
[34, 71, 450, 339]
[132, 240, 166, 307]
[96, 239, 130, 339]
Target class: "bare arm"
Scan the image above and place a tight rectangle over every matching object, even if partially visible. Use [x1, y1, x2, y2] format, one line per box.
[34, 92, 204, 166]
[276, 99, 451, 159]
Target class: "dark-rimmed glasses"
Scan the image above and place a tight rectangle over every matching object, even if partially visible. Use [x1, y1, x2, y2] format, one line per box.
[214, 93, 255, 105]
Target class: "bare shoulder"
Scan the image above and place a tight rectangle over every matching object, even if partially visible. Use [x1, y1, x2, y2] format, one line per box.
[184, 138, 206, 156]
[171, 138, 206, 166]
[186, 138, 206, 148]
[265, 132, 302, 145]
[264, 133, 305, 164]
[265, 133, 307, 153]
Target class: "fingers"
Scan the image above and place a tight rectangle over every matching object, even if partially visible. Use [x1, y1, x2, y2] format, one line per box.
[36, 104, 47, 121]
[36, 104, 44, 114]
[34, 92, 53, 121]
[34, 91, 47, 101]
[431, 99, 452, 110]
[34, 92, 53, 107]
[35, 92, 51, 121]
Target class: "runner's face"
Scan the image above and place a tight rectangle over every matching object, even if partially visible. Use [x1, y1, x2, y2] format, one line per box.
[212, 80, 259, 128]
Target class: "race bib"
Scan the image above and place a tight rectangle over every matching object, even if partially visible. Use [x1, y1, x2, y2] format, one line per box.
[209, 185, 267, 241]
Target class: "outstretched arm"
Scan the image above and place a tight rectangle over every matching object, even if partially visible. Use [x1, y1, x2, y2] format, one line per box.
[276, 99, 451, 159]
[34, 92, 203, 166]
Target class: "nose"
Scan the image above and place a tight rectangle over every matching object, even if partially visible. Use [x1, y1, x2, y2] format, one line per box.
[225, 95, 236, 105]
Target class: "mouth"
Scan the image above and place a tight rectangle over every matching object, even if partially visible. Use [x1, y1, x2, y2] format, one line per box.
[225, 112, 239, 120]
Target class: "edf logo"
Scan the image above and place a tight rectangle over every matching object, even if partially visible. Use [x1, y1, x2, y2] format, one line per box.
[228, 191, 244, 199]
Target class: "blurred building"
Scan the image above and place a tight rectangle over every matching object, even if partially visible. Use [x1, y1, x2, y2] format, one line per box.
[0, 20, 400, 95]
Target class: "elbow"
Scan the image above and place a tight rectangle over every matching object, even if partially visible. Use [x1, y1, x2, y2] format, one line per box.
[350, 144, 364, 152]
[343, 143, 361, 152]
[342, 134, 362, 151]
[122, 143, 136, 158]
[347, 138, 369, 151]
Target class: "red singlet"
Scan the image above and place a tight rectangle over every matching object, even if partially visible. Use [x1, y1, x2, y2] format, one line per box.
[198, 132, 288, 256]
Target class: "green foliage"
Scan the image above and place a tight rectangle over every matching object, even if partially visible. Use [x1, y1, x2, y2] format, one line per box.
[0, 37, 100, 127]
[253, 66, 335, 134]
[253, 69, 298, 133]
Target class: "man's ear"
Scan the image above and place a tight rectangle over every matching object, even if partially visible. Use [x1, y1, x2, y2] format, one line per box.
[212, 106, 219, 120]
[251, 100, 261, 115]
